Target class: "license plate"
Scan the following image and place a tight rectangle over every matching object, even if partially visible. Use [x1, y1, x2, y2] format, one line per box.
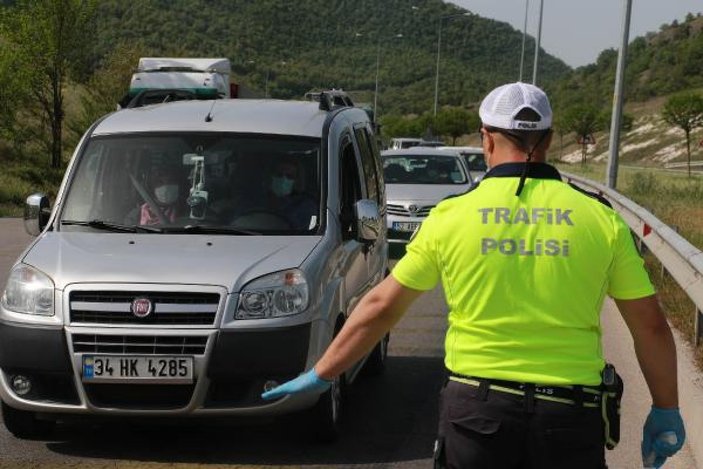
[392, 221, 421, 232]
[82, 356, 193, 384]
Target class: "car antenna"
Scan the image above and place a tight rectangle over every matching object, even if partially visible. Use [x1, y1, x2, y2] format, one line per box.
[205, 100, 217, 122]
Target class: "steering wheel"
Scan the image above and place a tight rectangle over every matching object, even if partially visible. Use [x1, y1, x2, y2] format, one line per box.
[231, 209, 292, 230]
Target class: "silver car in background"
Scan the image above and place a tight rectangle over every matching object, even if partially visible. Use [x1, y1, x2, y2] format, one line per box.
[382, 147, 473, 245]
[0, 94, 388, 443]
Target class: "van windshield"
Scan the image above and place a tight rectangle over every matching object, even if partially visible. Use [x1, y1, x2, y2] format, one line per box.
[60, 133, 322, 235]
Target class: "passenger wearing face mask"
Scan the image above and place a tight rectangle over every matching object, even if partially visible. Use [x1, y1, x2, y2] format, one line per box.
[264, 159, 317, 230]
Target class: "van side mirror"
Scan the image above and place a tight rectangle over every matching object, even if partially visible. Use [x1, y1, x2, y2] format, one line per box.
[24, 193, 51, 236]
[354, 199, 381, 243]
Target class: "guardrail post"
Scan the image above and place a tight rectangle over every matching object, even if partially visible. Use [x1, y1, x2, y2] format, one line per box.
[660, 226, 679, 280]
[638, 237, 648, 256]
[632, 230, 648, 256]
[697, 308, 703, 347]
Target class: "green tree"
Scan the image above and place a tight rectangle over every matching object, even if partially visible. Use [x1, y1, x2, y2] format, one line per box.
[0, 42, 29, 147]
[68, 41, 146, 140]
[435, 107, 479, 145]
[561, 105, 602, 165]
[379, 114, 424, 140]
[661, 92, 703, 177]
[0, 0, 96, 168]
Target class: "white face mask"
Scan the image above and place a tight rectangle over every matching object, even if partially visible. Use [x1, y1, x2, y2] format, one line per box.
[154, 184, 179, 205]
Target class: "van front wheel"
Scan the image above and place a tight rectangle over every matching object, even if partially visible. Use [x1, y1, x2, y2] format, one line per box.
[308, 372, 344, 443]
[2, 402, 55, 440]
[364, 332, 390, 376]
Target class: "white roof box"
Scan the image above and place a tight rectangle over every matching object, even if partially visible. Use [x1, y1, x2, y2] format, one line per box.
[137, 58, 231, 75]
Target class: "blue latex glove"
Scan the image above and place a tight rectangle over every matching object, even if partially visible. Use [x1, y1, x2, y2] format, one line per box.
[261, 368, 332, 400]
[641, 407, 685, 468]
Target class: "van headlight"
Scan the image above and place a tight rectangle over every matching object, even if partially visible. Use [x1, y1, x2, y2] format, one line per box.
[1, 264, 54, 316]
[236, 269, 309, 319]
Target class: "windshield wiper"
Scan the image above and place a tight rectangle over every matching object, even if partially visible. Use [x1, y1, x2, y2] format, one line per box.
[162, 224, 261, 235]
[61, 220, 163, 233]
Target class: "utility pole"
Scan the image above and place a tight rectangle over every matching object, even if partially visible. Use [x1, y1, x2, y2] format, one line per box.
[433, 12, 470, 116]
[372, 34, 402, 122]
[264, 70, 270, 98]
[433, 19, 443, 116]
[606, 0, 633, 189]
[519, 0, 529, 82]
[532, 0, 543, 85]
[374, 40, 381, 122]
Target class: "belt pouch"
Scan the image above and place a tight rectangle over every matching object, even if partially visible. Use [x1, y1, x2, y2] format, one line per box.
[601, 363, 624, 450]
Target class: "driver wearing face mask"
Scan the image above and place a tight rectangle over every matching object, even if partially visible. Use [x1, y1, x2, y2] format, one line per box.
[139, 167, 181, 225]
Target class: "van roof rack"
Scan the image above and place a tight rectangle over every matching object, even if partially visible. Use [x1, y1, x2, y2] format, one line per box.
[305, 89, 354, 111]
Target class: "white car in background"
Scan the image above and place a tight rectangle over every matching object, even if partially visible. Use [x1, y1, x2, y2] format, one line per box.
[382, 148, 473, 244]
[436, 146, 487, 184]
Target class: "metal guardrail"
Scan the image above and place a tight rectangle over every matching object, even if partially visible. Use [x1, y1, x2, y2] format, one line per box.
[563, 172, 703, 345]
[664, 161, 703, 169]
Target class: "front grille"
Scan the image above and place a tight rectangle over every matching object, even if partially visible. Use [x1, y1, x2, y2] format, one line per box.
[387, 203, 434, 217]
[69, 291, 219, 325]
[72, 334, 208, 355]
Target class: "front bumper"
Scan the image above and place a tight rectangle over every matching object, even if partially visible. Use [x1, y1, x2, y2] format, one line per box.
[0, 319, 319, 417]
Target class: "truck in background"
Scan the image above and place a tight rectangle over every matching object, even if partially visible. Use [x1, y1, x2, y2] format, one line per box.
[120, 58, 261, 108]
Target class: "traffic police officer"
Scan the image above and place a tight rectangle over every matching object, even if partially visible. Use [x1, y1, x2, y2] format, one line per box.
[261, 82, 685, 468]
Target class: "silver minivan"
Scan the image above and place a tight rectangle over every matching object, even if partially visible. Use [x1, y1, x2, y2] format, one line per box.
[0, 93, 388, 442]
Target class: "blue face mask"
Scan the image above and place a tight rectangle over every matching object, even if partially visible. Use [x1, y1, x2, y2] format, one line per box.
[271, 176, 295, 197]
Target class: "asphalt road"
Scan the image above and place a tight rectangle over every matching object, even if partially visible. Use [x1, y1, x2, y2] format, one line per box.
[0, 219, 697, 468]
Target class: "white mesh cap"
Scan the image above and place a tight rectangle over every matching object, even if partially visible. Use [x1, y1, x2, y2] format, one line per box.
[479, 82, 552, 131]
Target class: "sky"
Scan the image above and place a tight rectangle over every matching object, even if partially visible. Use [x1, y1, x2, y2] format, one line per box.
[451, 1, 703, 68]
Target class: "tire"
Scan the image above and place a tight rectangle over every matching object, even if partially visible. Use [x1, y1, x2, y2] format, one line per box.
[364, 333, 390, 376]
[308, 372, 345, 443]
[1, 402, 55, 440]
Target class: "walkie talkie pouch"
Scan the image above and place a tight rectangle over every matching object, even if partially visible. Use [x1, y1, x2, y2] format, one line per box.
[601, 363, 624, 450]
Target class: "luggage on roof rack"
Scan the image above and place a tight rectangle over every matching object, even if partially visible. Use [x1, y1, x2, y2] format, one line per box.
[122, 89, 205, 109]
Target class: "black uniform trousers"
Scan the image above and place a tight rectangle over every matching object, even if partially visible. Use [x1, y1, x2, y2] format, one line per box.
[435, 378, 607, 469]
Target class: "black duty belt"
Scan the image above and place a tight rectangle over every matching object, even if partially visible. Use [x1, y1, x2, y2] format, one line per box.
[448, 372, 602, 408]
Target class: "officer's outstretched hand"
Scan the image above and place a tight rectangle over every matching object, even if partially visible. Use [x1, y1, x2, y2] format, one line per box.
[641, 407, 685, 468]
[261, 368, 331, 400]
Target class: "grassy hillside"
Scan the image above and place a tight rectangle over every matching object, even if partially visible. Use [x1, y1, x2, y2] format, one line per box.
[90, 0, 571, 115]
[551, 13, 703, 111]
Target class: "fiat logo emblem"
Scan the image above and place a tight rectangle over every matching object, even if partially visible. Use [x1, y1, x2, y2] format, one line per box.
[408, 204, 419, 213]
[131, 298, 152, 318]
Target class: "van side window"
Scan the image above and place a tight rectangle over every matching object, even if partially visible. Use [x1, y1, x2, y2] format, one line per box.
[354, 127, 381, 206]
[339, 136, 362, 238]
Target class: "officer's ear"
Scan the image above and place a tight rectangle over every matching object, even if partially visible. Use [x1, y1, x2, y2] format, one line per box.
[481, 128, 495, 160]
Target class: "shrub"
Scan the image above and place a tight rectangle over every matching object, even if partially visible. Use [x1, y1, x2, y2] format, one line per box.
[629, 172, 659, 197]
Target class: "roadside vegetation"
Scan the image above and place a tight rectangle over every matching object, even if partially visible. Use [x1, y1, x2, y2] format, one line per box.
[556, 162, 703, 369]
